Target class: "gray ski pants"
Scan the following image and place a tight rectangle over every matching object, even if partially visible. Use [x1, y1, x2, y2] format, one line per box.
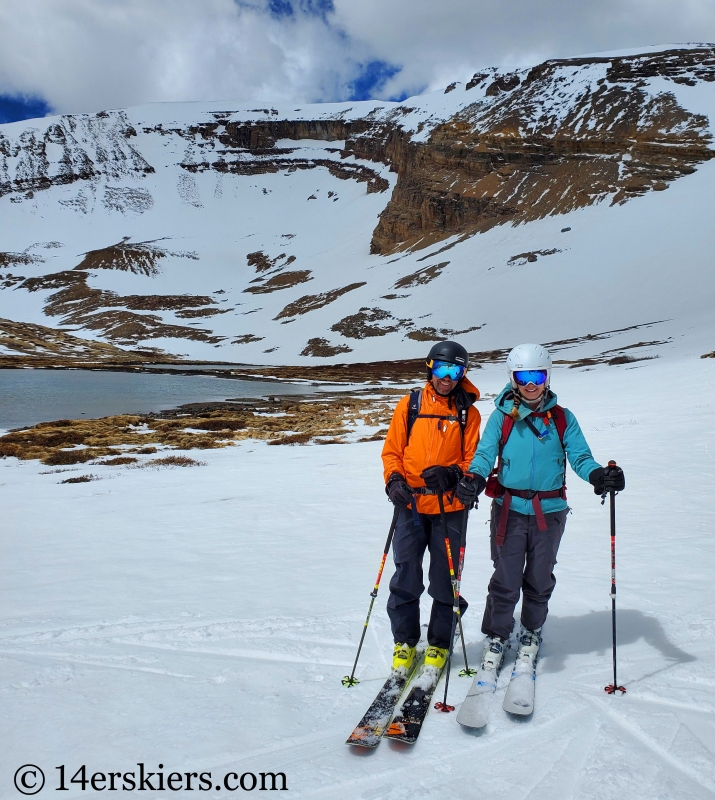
[387, 507, 468, 649]
[481, 501, 568, 641]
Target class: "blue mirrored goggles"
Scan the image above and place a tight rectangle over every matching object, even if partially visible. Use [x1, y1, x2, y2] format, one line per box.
[429, 359, 466, 381]
[513, 369, 548, 387]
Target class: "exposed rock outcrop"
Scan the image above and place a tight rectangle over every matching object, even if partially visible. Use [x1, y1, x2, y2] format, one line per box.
[0, 317, 163, 363]
[243, 270, 313, 294]
[300, 337, 353, 357]
[330, 307, 410, 339]
[0, 111, 153, 198]
[20, 268, 224, 345]
[76, 237, 198, 276]
[365, 48, 715, 253]
[274, 282, 367, 320]
[182, 156, 388, 193]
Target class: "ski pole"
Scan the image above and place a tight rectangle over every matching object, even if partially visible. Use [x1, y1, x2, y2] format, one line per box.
[434, 494, 471, 712]
[602, 460, 626, 695]
[342, 506, 400, 687]
[455, 510, 475, 678]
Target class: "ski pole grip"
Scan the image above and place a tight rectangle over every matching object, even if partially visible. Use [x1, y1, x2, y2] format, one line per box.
[608, 460, 617, 467]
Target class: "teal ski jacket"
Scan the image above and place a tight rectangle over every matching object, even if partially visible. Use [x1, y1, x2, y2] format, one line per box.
[468, 384, 601, 516]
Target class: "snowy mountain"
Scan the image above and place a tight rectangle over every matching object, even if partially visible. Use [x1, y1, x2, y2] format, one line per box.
[1, 44, 715, 364]
[5, 45, 715, 798]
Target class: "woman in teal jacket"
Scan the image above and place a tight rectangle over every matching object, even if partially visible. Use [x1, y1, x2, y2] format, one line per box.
[454, 343, 625, 672]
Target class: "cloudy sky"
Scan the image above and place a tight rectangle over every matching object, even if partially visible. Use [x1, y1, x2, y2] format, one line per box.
[1, 0, 714, 122]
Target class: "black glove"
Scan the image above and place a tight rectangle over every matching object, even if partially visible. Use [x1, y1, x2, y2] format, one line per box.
[603, 464, 625, 492]
[421, 464, 462, 493]
[386, 472, 413, 508]
[589, 465, 625, 495]
[455, 473, 487, 507]
[588, 468, 605, 494]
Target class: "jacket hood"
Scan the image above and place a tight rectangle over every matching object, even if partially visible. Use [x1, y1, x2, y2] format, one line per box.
[495, 383, 557, 419]
[459, 376, 480, 404]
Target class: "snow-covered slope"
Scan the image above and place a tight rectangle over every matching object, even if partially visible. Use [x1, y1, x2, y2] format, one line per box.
[3, 356, 715, 798]
[1, 45, 715, 364]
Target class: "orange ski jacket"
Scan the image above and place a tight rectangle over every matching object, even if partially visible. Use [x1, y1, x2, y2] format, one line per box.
[381, 377, 481, 515]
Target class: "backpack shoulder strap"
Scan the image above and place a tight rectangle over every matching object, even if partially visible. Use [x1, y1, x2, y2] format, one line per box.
[453, 391, 469, 445]
[405, 389, 422, 444]
[493, 412, 515, 474]
[551, 404, 568, 487]
[550, 405, 567, 447]
[500, 413, 515, 449]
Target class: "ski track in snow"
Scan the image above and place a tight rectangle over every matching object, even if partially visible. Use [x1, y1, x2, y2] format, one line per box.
[3, 357, 715, 798]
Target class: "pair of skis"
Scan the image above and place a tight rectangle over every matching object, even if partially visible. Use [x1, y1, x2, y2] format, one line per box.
[347, 641, 537, 747]
[346, 650, 446, 747]
[457, 638, 536, 728]
[345, 503, 467, 748]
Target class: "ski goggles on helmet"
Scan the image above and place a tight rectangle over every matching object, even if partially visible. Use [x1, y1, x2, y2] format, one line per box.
[513, 369, 548, 387]
[428, 359, 466, 381]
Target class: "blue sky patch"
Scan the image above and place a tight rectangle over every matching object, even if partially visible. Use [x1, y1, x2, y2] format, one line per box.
[348, 60, 401, 102]
[267, 0, 333, 18]
[268, 0, 294, 17]
[0, 94, 52, 124]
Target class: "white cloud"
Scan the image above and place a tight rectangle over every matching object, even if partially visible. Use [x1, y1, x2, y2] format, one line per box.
[1, 0, 714, 115]
[0, 0, 369, 113]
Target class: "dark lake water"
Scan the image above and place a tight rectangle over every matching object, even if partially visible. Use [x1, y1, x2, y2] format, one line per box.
[0, 369, 319, 430]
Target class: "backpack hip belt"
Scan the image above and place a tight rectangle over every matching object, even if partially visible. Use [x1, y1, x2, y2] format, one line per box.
[494, 485, 567, 546]
[406, 485, 455, 528]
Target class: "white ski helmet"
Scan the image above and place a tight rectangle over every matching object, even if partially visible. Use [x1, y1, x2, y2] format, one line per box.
[506, 343, 552, 389]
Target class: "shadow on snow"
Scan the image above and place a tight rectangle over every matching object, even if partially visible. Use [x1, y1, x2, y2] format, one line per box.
[539, 610, 696, 673]
[449, 609, 695, 676]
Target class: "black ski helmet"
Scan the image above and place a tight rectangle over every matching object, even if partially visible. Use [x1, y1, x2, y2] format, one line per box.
[426, 340, 469, 379]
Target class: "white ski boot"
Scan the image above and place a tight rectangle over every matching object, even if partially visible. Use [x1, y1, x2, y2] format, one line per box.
[514, 625, 541, 667]
[480, 635, 506, 672]
[456, 636, 507, 728]
[502, 625, 542, 716]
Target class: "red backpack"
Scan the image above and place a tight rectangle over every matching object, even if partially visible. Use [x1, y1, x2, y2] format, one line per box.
[484, 405, 567, 499]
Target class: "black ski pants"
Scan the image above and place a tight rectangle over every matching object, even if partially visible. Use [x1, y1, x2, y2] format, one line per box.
[387, 507, 468, 649]
[481, 501, 568, 641]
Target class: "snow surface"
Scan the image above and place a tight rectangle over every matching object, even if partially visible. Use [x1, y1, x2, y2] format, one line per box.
[3, 354, 715, 798]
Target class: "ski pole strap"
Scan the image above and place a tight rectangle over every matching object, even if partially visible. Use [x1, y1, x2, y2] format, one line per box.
[495, 486, 567, 546]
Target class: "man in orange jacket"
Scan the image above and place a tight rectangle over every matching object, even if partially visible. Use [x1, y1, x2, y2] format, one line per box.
[381, 341, 481, 672]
